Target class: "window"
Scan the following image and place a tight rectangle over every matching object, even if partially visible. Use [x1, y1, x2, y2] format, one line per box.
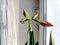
[39, 0, 47, 45]
[47, 0, 60, 45]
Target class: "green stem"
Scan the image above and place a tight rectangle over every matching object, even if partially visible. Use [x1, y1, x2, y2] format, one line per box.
[28, 20, 32, 32]
[28, 19, 34, 45]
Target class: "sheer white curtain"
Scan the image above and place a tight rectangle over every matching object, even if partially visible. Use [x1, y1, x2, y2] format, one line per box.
[7, 0, 19, 45]
[0, 0, 8, 45]
[0, 0, 19, 45]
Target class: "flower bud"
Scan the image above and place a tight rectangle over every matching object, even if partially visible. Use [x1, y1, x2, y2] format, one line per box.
[32, 10, 39, 19]
[40, 22, 53, 27]
[23, 9, 30, 19]
[20, 19, 25, 24]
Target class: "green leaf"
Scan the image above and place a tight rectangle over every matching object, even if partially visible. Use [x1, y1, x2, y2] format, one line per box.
[29, 31, 35, 45]
[49, 31, 55, 45]
[25, 41, 28, 45]
[35, 41, 39, 45]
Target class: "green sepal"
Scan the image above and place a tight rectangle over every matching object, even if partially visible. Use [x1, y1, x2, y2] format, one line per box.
[32, 19, 43, 23]
[20, 19, 29, 24]
[25, 19, 29, 21]
[32, 10, 39, 19]
[32, 14, 38, 19]
[23, 9, 30, 19]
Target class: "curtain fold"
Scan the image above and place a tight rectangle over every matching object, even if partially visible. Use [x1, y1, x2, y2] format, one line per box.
[0, 0, 8, 45]
[0, 0, 19, 45]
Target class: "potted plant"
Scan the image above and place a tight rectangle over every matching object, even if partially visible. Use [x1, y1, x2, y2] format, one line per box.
[20, 9, 53, 45]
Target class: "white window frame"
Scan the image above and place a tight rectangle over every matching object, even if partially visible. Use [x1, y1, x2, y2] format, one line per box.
[39, 0, 47, 45]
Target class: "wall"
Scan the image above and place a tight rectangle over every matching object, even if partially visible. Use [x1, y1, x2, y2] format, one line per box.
[19, 0, 39, 45]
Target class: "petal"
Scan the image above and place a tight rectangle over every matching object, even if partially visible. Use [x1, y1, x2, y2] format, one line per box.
[32, 10, 39, 19]
[20, 19, 25, 24]
[23, 9, 30, 19]
[40, 22, 53, 27]
[32, 19, 53, 27]
[20, 19, 28, 24]
[32, 19, 43, 23]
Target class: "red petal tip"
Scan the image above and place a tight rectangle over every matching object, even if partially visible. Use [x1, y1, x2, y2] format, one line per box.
[40, 22, 53, 27]
[20, 19, 25, 24]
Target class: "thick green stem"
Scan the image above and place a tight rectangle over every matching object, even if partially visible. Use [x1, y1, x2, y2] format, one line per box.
[28, 19, 34, 45]
[28, 20, 32, 32]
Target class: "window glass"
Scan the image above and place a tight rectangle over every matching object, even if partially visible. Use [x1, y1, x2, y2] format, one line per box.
[47, 0, 60, 45]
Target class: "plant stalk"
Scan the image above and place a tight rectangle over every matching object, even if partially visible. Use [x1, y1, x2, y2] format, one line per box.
[28, 19, 34, 45]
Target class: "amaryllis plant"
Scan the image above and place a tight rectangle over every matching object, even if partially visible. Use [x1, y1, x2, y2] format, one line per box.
[20, 9, 53, 45]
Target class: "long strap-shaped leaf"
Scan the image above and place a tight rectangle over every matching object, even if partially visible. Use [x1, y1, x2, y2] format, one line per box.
[29, 31, 35, 45]
[25, 41, 28, 45]
[35, 41, 39, 45]
[25, 31, 35, 45]
[49, 31, 55, 45]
